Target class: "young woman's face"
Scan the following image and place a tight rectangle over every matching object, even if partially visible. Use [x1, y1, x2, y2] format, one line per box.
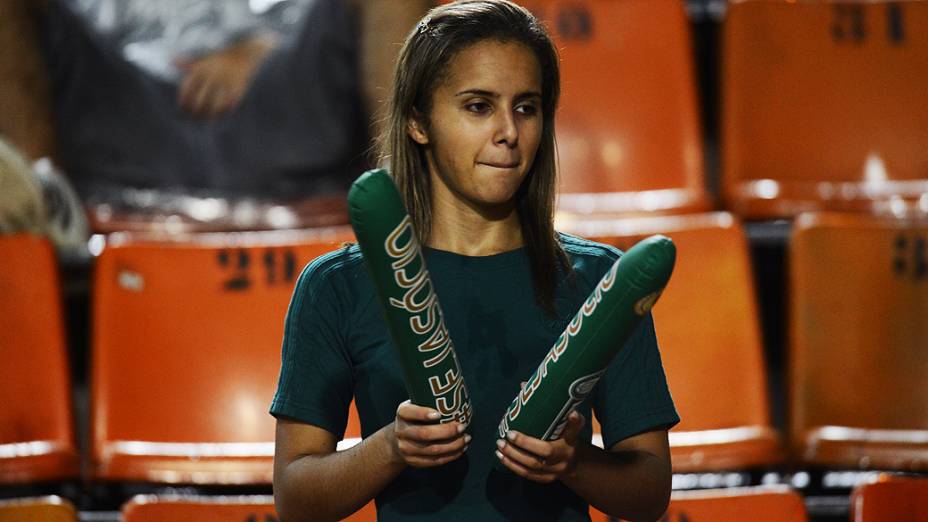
[409, 39, 543, 213]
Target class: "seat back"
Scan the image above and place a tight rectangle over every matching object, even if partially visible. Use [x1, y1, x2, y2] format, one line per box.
[122, 495, 276, 522]
[0, 496, 78, 522]
[722, 0, 928, 218]
[91, 228, 353, 483]
[561, 212, 779, 471]
[664, 487, 808, 521]
[790, 212, 928, 469]
[122, 494, 376, 522]
[0, 235, 78, 484]
[851, 476, 928, 521]
[522, 0, 708, 215]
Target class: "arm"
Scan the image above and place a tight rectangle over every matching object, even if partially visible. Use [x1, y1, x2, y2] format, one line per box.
[354, 0, 432, 133]
[274, 400, 470, 522]
[497, 412, 672, 522]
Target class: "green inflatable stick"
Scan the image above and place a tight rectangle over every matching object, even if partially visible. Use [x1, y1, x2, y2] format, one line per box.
[498, 235, 676, 442]
[348, 168, 473, 428]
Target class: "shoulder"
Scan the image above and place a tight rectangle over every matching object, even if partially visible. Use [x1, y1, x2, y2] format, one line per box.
[292, 243, 368, 307]
[557, 232, 623, 290]
[558, 231, 622, 264]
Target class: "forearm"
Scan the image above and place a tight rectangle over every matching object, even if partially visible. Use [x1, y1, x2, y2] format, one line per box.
[561, 442, 672, 522]
[275, 424, 405, 522]
[0, 0, 56, 161]
[358, 0, 432, 129]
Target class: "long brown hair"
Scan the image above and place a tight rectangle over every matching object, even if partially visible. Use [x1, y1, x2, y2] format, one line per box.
[377, 0, 570, 315]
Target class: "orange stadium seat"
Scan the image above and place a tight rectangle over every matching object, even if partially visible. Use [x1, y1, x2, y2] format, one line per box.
[121, 493, 376, 522]
[90, 227, 353, 484]
[591, 486, 807, 522]
[664, 486, 807, 521]
[520, 0, 710, 216]
[789, 212, 928, 470]
[851, 475, 928, 521]
[122, 495, 277, 522]
[0, 235, 79, 484]
[0, 496, 78, 522]
[722, 0, 928, 219]
[560, 212, 781, 472]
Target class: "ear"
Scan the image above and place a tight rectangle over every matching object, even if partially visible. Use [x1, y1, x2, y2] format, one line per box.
[406, 113, 430, 145]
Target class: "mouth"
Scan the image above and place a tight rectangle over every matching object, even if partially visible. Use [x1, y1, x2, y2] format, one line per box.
[479, 161, 520, 169]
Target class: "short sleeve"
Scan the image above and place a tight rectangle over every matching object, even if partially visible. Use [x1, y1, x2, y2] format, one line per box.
[592, 313, 680, 450]
[269, 254, 354, 439]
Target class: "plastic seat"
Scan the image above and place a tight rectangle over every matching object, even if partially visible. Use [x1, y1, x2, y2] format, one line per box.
[590, 487, 807, 521]
[122, 495, 276, 522]
[90, 227, 353, 484]
[0, 235, 79, 484]
[122, 493, 376, 522]
[0, 496, 78, 521]
[561, 212, 781, 472]
[666, 487, 807, 521]
[789, 212, 928, 470]
[851, 475, 928, 521]
[521, 0, 709, 216]
[722, 0, 928, 218]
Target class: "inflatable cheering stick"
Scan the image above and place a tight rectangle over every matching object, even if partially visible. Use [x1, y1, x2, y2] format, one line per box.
[348, 168, 472, 428]
[498, 235, 676, 442]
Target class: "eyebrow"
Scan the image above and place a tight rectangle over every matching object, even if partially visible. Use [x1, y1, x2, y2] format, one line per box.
[455, 89, 542, 100]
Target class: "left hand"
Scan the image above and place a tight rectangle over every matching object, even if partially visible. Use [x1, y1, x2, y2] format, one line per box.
[175, 34, 276, 119]
[496, 410, 586, 483]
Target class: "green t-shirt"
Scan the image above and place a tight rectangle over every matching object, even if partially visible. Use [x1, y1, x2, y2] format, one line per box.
[270, 233, 679, 521]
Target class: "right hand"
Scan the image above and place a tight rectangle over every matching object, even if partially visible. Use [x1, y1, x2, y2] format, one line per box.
[389, 400, 470, 468]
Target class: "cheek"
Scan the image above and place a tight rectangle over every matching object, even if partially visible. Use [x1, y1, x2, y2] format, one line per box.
[523, 122, 544, 158]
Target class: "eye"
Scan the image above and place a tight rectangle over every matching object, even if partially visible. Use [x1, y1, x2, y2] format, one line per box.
[515, 102, 539, 117]
[464, 101, 491, 114]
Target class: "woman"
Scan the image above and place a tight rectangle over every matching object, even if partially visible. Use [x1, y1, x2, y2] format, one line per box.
[271, 2, 678, 520]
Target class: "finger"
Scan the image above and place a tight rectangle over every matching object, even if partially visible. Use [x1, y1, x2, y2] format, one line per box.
[178, 69, 204, 113]
[396, 400, 442, 423]
[191, 75, 217, 117]
[399, 421, 465, 444]
[503, 431, 554, 461]
[497, 437, 551, 472]
[407, 447, 468, 468]
[495, 449, 556, 483]
[398, 433, 471, 458]
[206, 87, 229, 118]
[560, 411, 586, 442]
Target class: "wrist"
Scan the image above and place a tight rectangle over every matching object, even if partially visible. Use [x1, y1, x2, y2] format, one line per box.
[561, 440, 592, 484]
[379, 422, 407, 470]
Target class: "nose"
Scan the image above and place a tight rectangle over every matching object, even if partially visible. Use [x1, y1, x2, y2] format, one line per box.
[494, 109, 519, 148]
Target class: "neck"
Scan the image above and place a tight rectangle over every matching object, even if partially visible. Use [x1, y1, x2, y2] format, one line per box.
[427, 185, 524, 257]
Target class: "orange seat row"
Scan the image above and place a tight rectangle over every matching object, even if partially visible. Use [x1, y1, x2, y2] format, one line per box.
[2, 212, 772, 489]
[10, 479, 928, 521]
[2, 207, 927, 513]
[5, 209, 927, 480]
[0, 487, 810, 522]
[536, 0, 928, 220]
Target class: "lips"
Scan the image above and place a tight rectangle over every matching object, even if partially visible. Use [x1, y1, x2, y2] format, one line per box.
[480, 161, 520, 169]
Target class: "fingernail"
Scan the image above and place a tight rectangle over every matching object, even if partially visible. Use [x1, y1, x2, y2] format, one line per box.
[463, 444, 470, 452]
[495, 450, 504, 461]
[427, 411, 440, 420]
[464, 434, 472, 444]
[496, 439, 505, 449]
[457, 423, 466, 433]
[507, 431, 517, 441]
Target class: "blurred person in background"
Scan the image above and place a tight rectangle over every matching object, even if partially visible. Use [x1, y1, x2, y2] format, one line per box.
[0, 0, 430, 231]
